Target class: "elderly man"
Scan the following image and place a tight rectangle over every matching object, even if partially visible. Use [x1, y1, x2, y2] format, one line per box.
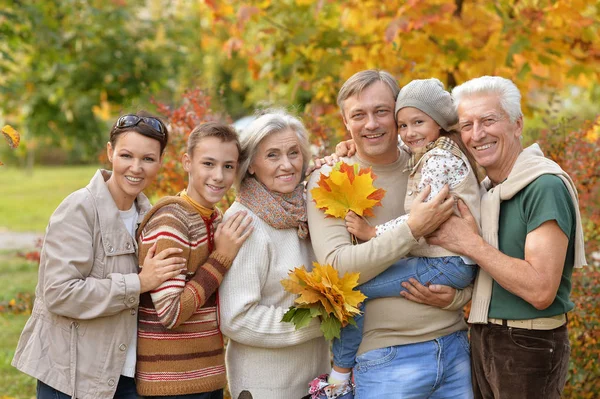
[427, 76, 587, 399]
[306, 70, 474, 399]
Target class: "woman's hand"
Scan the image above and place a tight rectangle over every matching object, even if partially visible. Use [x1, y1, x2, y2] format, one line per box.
[335, 139, 357, 157]
[306, 154, 340, 175]
[214, 210, 253, 260]
[400, 278, 456, 308]
[139, 243, 187, 293]
[345, 211, 376, 241]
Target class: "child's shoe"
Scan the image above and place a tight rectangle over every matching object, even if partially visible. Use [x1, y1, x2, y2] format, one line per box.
[308, 374, 354, 399]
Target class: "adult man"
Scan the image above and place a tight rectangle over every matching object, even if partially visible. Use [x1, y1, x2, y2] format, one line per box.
[306, 70, 474, 398]
[427, 76, 587, 399]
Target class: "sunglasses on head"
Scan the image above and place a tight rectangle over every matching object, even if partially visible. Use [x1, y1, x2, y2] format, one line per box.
[115, 114, 166, 136]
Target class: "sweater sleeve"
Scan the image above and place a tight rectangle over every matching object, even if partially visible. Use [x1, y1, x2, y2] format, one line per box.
[219, 218, 323, 348]
[139, 205, 233, 329]
[306, 166, 419, 284]
[42, 191, 141, 319]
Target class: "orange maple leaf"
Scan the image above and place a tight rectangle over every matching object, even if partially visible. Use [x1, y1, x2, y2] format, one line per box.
[311, 161, 386, 219]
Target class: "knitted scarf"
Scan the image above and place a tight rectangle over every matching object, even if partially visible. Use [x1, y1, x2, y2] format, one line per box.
[468, 143, 587, 324]
[403, 136, 464, 173]
[237, 176, 309, 239]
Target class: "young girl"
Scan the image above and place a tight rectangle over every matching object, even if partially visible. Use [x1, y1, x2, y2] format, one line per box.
[314, 78, 482, 398]
[12, 113, 187, 399]
[135, 122, 253, 398]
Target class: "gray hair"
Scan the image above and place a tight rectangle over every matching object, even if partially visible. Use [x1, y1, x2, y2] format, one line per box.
[452, 76, 523, 122]
[337, 70, 400, 117]
[237, 109, 311, 186]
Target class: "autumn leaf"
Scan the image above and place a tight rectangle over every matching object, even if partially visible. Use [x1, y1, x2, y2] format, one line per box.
[2, 125, 20, 149]
[1, 125, 21, 166]
[280, 262, 367, 339]
[311, 161, 386, 219]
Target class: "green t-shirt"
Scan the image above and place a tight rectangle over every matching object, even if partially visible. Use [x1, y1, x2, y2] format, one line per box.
[488, 174, 576, 319]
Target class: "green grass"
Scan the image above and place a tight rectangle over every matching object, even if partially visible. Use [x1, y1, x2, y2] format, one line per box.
[0, 165, 99, 232]
[0, 252, 39, 302]
[0, 313, 36, 399]
[0, 251, 38, 399]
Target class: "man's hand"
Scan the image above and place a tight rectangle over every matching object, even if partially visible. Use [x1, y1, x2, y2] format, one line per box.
[426, 199, 480, 255]
[400, 278, 456, 308]
[406, 185, 454, 240]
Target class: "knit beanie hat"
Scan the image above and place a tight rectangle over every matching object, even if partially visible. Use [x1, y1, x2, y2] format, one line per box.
[394, 78, 458, 131]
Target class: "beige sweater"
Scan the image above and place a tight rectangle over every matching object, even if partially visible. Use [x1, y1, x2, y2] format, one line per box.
[469, 143, 587, 324]
[219, 202, 329, 399]
[306, 152, 471, 355]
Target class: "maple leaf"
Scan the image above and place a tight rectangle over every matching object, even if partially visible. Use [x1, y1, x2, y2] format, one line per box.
[1, 125, 21, 166]
[311, 161, 386, 219]
[280, 262, 367, 339]
[2, 125, 20, 149]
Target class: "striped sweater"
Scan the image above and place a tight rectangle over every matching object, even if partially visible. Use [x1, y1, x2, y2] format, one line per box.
[136, 196, 232, 396]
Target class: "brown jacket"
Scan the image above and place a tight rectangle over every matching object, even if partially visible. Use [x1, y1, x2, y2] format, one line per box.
[12, 169, 151, 398]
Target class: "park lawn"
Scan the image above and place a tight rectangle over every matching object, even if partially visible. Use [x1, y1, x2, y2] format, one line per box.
[0, 165, 99, 232]
[0, 251, 38, 399]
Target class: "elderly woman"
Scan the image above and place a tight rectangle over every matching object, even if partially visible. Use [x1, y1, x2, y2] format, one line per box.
[219, 110, 329, 399]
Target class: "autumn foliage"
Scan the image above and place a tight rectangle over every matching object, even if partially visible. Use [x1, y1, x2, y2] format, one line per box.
[281, 262, 366, 340]
[311, 161, 386, 219]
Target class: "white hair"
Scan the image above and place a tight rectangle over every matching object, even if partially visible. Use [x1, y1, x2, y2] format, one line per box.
[452, 76, 523, 122]
[237, 108, 311, 186]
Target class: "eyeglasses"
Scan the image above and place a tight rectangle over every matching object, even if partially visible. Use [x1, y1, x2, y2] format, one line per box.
[115, 114, 166, 136]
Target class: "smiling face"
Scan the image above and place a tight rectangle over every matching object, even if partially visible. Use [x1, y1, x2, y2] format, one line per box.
[342, 81, 399, 164]
[396, 107, 441, 151]
[248, 129, 304, 194]
[183, 136, 239, 208]
[458, 93, 523, 184]
[106, 131, 163, 210]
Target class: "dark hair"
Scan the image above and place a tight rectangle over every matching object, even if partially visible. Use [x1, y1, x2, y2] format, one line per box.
[187, 121, 241, 159]
[109, 111, 169, 155]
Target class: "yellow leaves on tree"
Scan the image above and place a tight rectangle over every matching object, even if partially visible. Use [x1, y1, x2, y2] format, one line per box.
[1, 125, 21, 166]
[311, 161, 386, 219]
[281, 262, 367, 340]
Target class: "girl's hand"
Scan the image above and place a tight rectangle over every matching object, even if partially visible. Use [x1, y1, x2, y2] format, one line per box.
[335, 139, 357, 157]
[345, 211, 376, 241]
[214, 211, 253, 260]
[139, 243, 187, 293]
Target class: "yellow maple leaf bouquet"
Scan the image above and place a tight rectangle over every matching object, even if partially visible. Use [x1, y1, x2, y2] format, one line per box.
[281, 262, 367, 340]
[280, 161, 385, 340]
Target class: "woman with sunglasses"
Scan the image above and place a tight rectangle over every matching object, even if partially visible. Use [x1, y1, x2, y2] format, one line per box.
[12, 112, 186, 399]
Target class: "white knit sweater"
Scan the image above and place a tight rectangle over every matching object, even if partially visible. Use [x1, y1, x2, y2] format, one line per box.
[219, 201, 330, 399]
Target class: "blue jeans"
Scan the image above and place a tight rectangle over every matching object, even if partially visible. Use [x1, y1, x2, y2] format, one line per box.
[333, 256, 476, 368]
[353, 331, 473, 399]
[37, 376, 139, 399]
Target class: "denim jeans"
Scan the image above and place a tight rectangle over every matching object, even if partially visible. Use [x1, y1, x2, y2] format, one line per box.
[353, 330, 473, 399]
[333, 256, 476, 368]
[37, 376, 139, 399]
[470, 323, 570, 399]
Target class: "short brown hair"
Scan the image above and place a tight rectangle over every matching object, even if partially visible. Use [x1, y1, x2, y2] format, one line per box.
[109, 111, 169, 155]
[337, 70, 400, 117]
[187, 121, 241, 159]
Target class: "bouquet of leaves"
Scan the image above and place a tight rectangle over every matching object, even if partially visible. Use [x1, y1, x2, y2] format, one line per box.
[281, 262, 367, 340]
[311, 160, 386, 243]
